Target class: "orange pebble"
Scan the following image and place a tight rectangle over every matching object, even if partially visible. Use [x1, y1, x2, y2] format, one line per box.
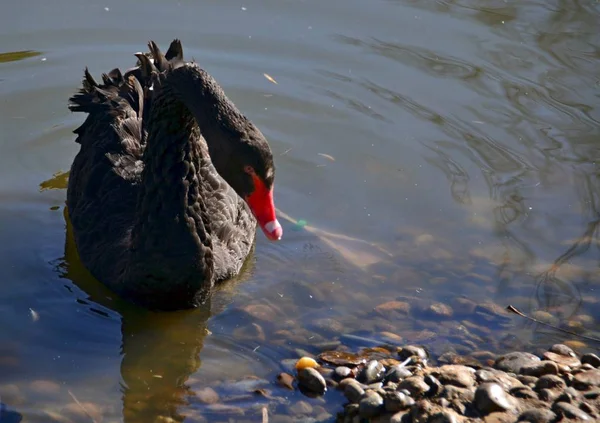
[295, 357, 319, 371]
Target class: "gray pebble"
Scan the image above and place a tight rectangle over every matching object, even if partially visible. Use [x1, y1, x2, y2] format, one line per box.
[518, 408, 557, 423]
[535, 374, 566, 391]
[297, 368, 327, 395]
[494, 351, 540, 374]
[552, 401, 592, 420]
[581, 353, 600, 368]
[383, 391, 414, 412]
[344, 382, 365, 404]
[359, 360, 386, 384]
[385, 365, 412, 383]
[358, 391, 384, 418]
[474, 383, 515, 415]
[334, 366, 352, 380]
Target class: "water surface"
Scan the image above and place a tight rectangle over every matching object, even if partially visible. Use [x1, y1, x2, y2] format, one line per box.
[1, 0, 599, 421]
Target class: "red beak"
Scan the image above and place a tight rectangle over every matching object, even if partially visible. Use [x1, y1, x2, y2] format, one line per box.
[245, 174, 283, 241]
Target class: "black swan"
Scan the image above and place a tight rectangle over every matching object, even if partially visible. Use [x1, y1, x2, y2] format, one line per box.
[66, 40, 282, 310]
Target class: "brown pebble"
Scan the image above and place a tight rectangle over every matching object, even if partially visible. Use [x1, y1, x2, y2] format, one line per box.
[276, 372, 294, 390]
[397, 376, 430, 397]
[374, 301, 411, 317]
[241, 303, 278, 321]
[543, 351, 581, 368]
[432, 365, 476, 388]
[573, 369, 600, 389]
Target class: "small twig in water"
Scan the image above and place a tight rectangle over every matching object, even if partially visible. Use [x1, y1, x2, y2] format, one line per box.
[506, 305, 600, 344]
[68, 390, 98, 423]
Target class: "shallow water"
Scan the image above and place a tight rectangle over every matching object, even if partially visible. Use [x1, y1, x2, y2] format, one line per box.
[1, 0, 599, 421]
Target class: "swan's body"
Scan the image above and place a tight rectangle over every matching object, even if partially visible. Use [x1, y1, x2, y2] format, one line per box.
[66, 40, 282, 310]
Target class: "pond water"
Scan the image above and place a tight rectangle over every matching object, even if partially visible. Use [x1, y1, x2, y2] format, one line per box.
[1, 0, 599, 421]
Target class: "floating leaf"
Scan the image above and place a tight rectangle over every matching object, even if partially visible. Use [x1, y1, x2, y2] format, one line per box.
[0, 50, 42, 63]
[263, 73, 278, 84]
[318, 350, 365, 367]
[318, 153, 335, 162]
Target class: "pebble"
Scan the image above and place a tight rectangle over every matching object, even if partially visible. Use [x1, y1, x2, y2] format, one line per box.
[383, 391, 414, 412]
[344, 381, 365, 404]
[374, 301, 411, 317]
[543, 351, 581, 368]
[534, 374, 566, 391]
[359, 360, 386, 384]
[276, 372, 295, 390]
[582, 353, 600, 368]
[241, 303, 277, 321]
[518, 408, 557, 423]
[521, 360, 559, 377]
[398, 345, 428, 361]
[385, 365, 412, 383]
[29, 380, 61, 396]
[474, 383, 515, 414]
[432, 365, 476, 388]
[494, 351, 540, 374]
[424, 374, 443, 396]
[425, 303, 454, 319]
[334, 366, 352, 380]
[549, 344, 576, 356]
[297, 368, 327, 395]
[573, 369, 600, 389]
[552, 401, 592, 420]
[510, 386, 537, 399]
[196, 387, 219, 404]
[288, 400, 313, 415]
[397, 376, 430, 397]
[390, 410, 409, 423]
[359, 390, 384, 418]
[296, 356, 319, 371]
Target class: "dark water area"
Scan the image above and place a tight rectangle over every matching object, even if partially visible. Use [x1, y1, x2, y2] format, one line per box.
[0, 0, 599, 421]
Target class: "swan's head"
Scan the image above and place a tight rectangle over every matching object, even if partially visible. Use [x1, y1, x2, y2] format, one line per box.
[237, 142, 283, 242]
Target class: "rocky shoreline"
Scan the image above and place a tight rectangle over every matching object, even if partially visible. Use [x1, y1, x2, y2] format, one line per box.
[284, 343, 600, 423]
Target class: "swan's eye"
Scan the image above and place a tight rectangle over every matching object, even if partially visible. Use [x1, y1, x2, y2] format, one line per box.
[244, 165, 255, 175]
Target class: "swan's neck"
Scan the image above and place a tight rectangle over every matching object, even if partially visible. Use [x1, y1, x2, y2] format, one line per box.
[125, 92, 214, 308]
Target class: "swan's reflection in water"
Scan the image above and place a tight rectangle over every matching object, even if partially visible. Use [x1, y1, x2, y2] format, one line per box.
[59, 207, 254, 422]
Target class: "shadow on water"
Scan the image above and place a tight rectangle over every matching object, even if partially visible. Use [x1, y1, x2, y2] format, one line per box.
[56, 206, 257, 422]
